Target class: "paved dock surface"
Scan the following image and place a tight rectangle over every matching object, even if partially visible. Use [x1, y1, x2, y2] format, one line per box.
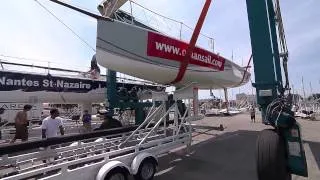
[1, 113, 319, 180]
[154, 114, 320, 180]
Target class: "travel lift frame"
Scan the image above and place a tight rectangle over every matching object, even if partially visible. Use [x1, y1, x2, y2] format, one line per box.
[246, 0, 308, 179]
[106, 70, 154, 125]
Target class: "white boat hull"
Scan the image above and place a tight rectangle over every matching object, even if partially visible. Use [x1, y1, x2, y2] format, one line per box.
[96, 19, 250, 89]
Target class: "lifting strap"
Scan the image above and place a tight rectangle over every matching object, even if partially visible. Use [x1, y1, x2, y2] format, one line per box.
[170, 0, 212, 84]
[232, 54, 253, 87]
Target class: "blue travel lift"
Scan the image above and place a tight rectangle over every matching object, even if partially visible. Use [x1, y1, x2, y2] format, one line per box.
[246, 0, 308, 179]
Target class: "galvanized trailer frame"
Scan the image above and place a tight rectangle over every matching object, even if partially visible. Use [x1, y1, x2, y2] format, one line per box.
[0, 85, 198, 180]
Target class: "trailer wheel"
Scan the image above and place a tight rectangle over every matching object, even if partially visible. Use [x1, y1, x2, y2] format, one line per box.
[104, 168, 128, 180]
[256, 129, 291, 180]
[134, 158, 157, 180]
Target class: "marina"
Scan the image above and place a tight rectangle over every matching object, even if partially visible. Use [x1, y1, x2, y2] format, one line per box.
[0, 0, 319, 179]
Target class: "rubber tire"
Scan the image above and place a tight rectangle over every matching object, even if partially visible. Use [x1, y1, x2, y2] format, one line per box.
[134, 158, 157, 180]
[104, 168, 128, 180]
[256, 129, 291, 180]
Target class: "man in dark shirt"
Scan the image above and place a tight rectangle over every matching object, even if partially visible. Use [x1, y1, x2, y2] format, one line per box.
[82, 110, 92, 132]
[88, 54, 100, 79]
[10, 105, 32, 143]
[249, 105, 256, 123]
[0, 108, 5, 123]
[0, 108, 5, 139]
[95, 111, 122, 130]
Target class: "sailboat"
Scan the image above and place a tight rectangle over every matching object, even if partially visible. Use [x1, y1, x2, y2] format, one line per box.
[95, 0, 251, 89]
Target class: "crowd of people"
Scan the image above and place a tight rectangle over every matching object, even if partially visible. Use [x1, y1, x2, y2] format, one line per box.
[0, 104, 123, 144]
[6, 105, 65, 143]
[0, 102, 259, 143]
[0, 55, 120, 143]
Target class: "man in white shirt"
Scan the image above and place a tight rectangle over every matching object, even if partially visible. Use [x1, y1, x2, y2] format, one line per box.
[42, 108, 65, 138]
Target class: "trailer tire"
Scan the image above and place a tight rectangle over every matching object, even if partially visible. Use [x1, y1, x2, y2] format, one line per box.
[256, 129, 291, 180]
[134, 158, 157, 180]
[104, 167, 128, 180]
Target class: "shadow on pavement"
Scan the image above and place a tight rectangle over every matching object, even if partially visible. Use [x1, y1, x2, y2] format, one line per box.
[306, 141, 320, 170]
[192, 125, 223, 137]
[155, 130, 260, 180]
[192, 125, 224, 131]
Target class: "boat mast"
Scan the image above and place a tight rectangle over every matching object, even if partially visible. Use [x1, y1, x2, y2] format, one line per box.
[48, 0, 103, 19]
[302, 76, 306, 110]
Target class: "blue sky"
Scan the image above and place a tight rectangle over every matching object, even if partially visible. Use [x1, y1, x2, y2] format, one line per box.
[0, 0, 319, 99]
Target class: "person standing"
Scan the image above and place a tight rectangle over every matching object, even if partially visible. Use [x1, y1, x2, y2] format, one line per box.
[0, 108, 5, 121]
[0, 108, 5, 139]
[94, 111, 122, 131]
[82, 110, 92, 133]
[84, 54, 100, 79]
[10, 105, 32, 143]
[42, 109, 65, 139]
[249, 105, 256, 123]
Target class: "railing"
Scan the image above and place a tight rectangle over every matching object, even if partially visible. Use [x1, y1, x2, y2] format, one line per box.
[119, 0, 215, 53]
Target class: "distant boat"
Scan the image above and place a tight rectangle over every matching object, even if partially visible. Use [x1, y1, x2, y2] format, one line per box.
[205, 108, 243, 116]
[219, 108, 242, 116]
[205, 108, 221, 116]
